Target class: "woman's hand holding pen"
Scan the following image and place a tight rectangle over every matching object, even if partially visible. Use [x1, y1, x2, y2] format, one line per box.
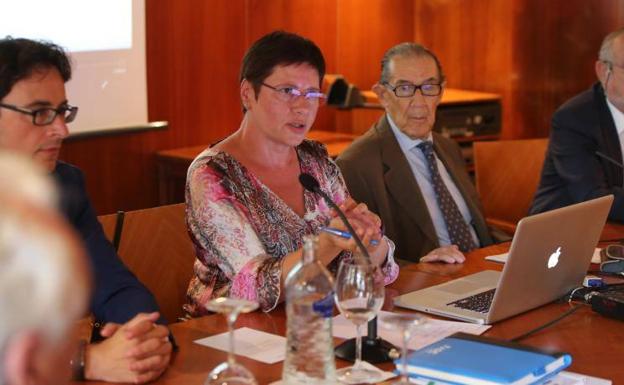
[324, 198, 388, 266]
[339, 198, 382, 241]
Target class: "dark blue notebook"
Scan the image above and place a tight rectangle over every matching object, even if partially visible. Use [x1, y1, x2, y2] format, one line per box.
[399, 332, 571, 385]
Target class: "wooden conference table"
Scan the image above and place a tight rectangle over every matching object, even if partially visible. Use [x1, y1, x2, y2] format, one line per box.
[83, 225, 624, 385]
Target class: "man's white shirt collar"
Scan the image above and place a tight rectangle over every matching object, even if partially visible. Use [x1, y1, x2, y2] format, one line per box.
[606, 97, 624, 138]
[387, 114, 433, 154]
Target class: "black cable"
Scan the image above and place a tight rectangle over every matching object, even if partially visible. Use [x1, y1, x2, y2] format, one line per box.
[511, 282, 624, 343]
[508, 305, 582, 342]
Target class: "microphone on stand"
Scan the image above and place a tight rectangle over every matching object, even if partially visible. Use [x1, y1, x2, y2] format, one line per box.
[299, 173, 395, 364]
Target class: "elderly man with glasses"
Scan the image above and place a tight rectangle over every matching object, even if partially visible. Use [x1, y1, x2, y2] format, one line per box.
[531, 28, 624, 222]
[337, 43, 508, 264]
[0, 37, 171, 383]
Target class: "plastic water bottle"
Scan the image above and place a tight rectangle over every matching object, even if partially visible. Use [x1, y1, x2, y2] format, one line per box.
[282, 235, 336, 384]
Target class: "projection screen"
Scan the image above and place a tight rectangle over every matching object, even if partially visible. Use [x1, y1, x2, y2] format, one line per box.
[0, 0, 149, 134]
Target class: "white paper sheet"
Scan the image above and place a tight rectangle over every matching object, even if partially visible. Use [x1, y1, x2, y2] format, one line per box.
[194, 327, 286, 364]
[485, 248, 602, 264]
[545, 371, 612, 385]
[332, 310, 490, 351]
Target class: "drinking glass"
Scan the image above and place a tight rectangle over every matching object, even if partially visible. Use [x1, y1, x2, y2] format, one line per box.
[204, 297, 259, 385]
[334, 258, 385, 384]
[380, 313, 427, 385]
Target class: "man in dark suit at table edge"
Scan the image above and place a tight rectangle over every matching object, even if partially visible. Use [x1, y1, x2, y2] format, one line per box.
[531, 28, 624, 222]
[337, 42, 509, 264]
[0, 37, 171, 383]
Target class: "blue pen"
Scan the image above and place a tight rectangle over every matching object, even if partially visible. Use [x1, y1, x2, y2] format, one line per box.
[320, 226, 379, 246]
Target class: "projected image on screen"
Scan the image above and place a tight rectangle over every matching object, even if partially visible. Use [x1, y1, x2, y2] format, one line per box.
[0, 0, 131, 52]
[0, 0, 148, 134]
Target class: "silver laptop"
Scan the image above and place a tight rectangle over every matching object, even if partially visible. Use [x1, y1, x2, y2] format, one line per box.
[394, 195, 613, 324]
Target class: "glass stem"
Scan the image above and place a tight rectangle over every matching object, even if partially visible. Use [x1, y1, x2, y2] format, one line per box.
[401, 329, 410, 382]
[227, 312, 237, 366]
[354, 322, 363, 370]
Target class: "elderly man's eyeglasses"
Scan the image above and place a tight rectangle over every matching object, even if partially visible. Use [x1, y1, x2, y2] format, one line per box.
[382, 82, 442, 97]
[604, 61, 624, 71]
[261, 83, 326, 104]
[0, 103, 78, 126]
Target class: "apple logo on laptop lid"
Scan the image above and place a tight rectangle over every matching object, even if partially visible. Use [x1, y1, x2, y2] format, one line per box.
[548, 247, 561, 269]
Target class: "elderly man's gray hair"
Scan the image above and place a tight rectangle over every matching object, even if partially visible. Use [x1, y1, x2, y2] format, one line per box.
[0, 154, 89, 383]
[598, 28, 624, 64]
[0, 153, 57, 208]
[380, 42, 446, 84]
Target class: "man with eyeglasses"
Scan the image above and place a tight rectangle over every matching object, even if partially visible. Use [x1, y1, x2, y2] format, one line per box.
[531, 28, 624, 221]
[337, 43, 506, 263]
[0, 37, 171, 383]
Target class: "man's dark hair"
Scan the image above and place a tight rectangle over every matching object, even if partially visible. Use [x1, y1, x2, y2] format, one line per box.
[0, 37, 72, 101]
[239, 31, 325, 111]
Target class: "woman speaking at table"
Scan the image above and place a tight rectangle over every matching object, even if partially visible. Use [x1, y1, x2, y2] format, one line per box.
[183, 31, 398, 316]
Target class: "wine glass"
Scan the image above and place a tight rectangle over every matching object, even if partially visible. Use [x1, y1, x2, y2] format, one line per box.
[204, 297, 259, 385]
[334, 258, 385, 384]
[380, 313, 427, 385]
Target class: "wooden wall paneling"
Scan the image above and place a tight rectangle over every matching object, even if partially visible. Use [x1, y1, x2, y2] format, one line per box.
[336, 0, 415, 92]
[331, 0, 414, 135]
[510, 0, 624, 138]
[147, 0, 246, 146]
[244, 0, 337, 58]
[192, 1, 248, 144]
[413, 0, 624, 139]
[413, 0, 515, 138]
[60, 130, 162, 214]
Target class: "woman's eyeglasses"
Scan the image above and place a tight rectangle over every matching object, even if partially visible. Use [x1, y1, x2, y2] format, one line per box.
[261, 83, 326, 104]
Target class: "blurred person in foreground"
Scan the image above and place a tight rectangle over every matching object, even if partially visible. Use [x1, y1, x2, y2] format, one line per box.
[0, 37, 171, 382]
[184, 31, 399, 316]
[0, 153, 90, 385]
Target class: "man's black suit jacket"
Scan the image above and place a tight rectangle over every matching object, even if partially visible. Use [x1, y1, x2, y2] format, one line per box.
[530, 83, 624, 221]
[53, 161, 164, 329]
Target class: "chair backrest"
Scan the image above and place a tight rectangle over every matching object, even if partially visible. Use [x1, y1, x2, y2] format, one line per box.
[96, 211, 124, 252]
[98, 211, 118, 244]
[99, 203, 195, 323]
[473, 138, 548, 234]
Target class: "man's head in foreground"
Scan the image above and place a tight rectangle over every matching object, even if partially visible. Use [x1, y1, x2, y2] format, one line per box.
[0, 154, 90, 385]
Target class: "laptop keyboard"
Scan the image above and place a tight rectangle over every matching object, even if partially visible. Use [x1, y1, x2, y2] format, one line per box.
[447, 288, 496, 314]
